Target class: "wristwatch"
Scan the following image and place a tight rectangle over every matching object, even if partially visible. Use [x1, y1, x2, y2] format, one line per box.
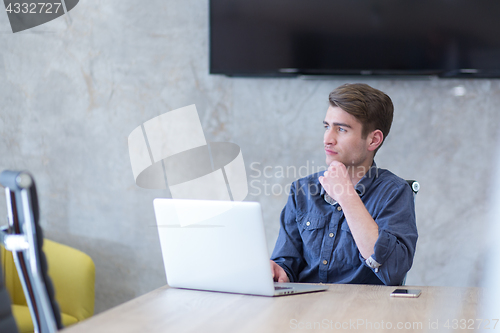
[323, 192, 337, 205]
[366, 255, 381, 273]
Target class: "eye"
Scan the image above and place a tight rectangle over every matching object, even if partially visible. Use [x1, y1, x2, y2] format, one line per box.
[338, 127, 346, 133]
[324, 124, 330, 130]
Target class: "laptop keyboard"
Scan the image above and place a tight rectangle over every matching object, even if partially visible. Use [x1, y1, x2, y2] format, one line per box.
[274, 286, 292, 290]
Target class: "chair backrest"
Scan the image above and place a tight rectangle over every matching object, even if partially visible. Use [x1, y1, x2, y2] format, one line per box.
[406, 180, 420, 200]
[400, 180, 420, 286]
[0, 170, 62, 333]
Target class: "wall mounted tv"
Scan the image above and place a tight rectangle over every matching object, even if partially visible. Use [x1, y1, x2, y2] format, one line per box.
[210, 0, 500, 78]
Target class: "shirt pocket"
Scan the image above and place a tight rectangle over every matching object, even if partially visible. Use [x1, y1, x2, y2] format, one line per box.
[334, 221, 361, 268]
[296, 214, 327, 259]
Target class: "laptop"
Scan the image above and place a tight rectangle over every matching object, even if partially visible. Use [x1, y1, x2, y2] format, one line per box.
[153, 198, 328, 296]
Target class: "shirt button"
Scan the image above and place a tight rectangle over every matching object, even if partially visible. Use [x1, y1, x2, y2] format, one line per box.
[306, 221, 311, 226]
[337, 206, 342, 211]
[329, 233, 334, 238]
[323, 260, 328, 265]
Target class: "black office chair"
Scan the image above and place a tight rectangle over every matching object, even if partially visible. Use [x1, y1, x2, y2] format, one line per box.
[399, 180, 420, 286]
[0, 170, 63, 333]
[406, 180, 420, 198]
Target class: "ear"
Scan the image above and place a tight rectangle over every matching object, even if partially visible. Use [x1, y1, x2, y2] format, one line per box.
[367, 130, 384, 152]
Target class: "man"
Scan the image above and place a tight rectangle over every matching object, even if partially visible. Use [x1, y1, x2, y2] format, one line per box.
[270, 83, 418, 286]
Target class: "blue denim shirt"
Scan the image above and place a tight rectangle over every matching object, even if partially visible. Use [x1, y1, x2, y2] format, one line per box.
[271, 162, 418, 286]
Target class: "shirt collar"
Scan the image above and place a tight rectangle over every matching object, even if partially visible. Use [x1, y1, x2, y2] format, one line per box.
[320, 161, 378, 204]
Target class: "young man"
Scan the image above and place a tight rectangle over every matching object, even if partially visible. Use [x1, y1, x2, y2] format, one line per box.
[270, 83, 418, 286]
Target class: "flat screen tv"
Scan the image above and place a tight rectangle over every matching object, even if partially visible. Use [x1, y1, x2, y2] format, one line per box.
[210, 0, 500, 78]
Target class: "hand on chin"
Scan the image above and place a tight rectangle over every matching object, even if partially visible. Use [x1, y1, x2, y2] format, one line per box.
[318, 161, 353, 203]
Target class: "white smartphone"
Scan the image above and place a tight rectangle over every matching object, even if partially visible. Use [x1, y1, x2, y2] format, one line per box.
[390, 288, 421, 298]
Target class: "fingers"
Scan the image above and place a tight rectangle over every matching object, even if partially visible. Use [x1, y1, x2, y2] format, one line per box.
[329, 160, 344, 168]
[270, 260, 290, 283]
[270, 260, 278, 281]
[328, 161, 347, 172]
[324, 162, 349, 179]
[278, 274, 290, 283]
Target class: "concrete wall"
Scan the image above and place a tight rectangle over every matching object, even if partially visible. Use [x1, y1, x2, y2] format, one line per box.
[1, 1, 498, 313]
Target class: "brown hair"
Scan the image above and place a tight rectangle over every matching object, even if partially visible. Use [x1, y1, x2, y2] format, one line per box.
[328, 83, 394, 151]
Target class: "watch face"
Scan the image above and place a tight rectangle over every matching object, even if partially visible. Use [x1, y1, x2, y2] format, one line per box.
[323, 193, 336, 205]
[366, 257, 376, 267]
[366, 256, 381, 272]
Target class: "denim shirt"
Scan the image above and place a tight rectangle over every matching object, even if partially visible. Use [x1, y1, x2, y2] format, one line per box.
[271, 162, 418, 286]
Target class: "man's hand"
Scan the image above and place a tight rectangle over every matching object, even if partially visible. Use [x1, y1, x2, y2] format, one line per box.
[270, 260, 290, 282]
[318, 161, 355, 204]
[319, 161, 379, 260]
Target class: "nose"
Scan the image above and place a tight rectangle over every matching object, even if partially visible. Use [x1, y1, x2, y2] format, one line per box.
[324, 129, 336, 146]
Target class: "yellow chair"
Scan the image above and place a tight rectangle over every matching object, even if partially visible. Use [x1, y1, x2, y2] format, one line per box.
[1, 239, 95, 333]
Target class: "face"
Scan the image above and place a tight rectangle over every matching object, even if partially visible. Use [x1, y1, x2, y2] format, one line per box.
[323, 106, 375, 168]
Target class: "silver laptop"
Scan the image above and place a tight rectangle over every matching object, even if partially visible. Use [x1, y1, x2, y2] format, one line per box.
[153, 199, 328, 296]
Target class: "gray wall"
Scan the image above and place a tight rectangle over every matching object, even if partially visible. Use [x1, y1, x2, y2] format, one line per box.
[1, 1, 498, 313]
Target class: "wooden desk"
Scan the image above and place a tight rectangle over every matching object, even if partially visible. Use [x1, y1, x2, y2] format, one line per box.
[62, 284, 481, 333]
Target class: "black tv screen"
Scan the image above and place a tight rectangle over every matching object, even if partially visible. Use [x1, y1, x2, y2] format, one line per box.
[210, 0, 500, 77]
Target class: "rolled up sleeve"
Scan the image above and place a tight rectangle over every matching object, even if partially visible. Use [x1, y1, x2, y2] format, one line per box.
[362, 182, 418, 285]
